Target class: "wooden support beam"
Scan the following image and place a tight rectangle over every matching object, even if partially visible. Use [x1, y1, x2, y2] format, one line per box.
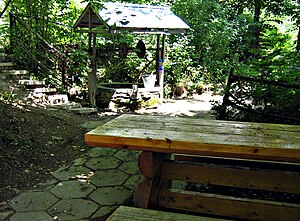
[135, 151, 171, 209]
[87, 6, 97, 105]
[161, 160, 300, 194]
[155, 34, 161, 86]
[158, 34, 166, 99]
[88, 32, 97, 106]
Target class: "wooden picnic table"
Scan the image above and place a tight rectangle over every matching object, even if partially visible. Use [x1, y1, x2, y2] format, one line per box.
[85, 114, 300, 221]
[85, 114, 300, 163]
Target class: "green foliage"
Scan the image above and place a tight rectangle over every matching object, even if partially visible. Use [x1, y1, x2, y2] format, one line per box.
[0, 91, 18, 102]
[1, 0, 299, 122]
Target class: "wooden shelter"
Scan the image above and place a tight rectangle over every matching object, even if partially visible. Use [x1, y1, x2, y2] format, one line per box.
[73, 2, 190, 105]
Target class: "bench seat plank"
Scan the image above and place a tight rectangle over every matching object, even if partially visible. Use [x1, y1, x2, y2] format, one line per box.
[161, 161, 300, 194]
[107, 206, 231, 221]
[85, 114, 300, 162]
[159, 189, 300, 221]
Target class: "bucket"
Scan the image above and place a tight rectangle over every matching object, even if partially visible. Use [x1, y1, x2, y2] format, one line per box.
[142, 74, 156, 89]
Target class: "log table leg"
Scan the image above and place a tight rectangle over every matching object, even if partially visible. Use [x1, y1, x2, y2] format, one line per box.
[134, 151, 171, 209]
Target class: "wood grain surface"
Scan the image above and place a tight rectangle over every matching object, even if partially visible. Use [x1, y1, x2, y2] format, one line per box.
[85, 114, 300, 162]
[106, 206, 231, 221]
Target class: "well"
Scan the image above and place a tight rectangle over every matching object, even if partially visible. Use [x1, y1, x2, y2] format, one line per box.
[96, 82, 162, 108]
[73, 2, 189, 106]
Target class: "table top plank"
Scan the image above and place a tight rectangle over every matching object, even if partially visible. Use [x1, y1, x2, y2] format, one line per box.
[102, 117, 300, 140]
[115, 114, 300, 132]
[85, 114, 300, 162]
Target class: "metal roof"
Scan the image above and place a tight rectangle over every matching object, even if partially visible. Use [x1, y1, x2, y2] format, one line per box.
[73, 2, 190, 34]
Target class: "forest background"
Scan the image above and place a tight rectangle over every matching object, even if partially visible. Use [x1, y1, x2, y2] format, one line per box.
[0, 0, 299, 123]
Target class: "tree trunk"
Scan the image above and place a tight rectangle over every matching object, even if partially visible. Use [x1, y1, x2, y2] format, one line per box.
[0, 0, 12, 19]
[296, 26, 300, 53]
[253, 0, 262, 51]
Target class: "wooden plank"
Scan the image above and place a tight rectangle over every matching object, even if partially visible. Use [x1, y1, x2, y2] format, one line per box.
[174, 154, 300, 172]
[105, 115, 300, 134]
[107, 206, 231, 221]
[135, 152, 171, 208]
[105, 120, 299, 139]
[161, 161, 300, 194]
[112, 114, 300, 132]
[85, 127, 300, 163]
[86, 124, 300, 148]
[159, 189, 300, 221]
[88, 114, 300, 148]
[85, 114, 300, 162]
[91, 123, 300, 148]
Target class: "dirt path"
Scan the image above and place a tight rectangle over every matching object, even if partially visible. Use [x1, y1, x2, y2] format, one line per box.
[137, 93, 223, 118]
[0, 93, 221, 204]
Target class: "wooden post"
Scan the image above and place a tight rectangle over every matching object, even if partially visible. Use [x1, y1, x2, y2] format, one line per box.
[87, 6, 97, 106]
[88, 32, 97, 106]
[134, 151, 171, 209]
[155, 34, 161, 86]
[158, 34, 166, 99]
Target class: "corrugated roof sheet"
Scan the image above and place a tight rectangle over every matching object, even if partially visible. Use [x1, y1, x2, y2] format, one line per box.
[74, 2, 190, 34]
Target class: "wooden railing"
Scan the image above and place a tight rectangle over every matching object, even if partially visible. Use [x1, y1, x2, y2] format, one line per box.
[219, 68, 300, 124]
[9, 12, 72, 90]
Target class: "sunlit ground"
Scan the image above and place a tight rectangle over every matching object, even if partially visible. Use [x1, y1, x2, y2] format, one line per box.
[137, 92, 223, 117]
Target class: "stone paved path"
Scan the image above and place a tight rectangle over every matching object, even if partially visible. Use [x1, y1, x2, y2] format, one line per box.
[0, 93, 222, 221]
[1, 147, 141, 221]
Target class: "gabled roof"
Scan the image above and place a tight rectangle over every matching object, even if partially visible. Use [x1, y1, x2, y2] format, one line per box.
[73, 2, 190, 34]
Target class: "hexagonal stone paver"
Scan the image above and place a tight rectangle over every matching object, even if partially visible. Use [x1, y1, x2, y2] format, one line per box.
[49, 199, 98, 220]
[90, 170, 129, 187]
[51, 165, 91, 181]
[118, 161, 140, 175]
[9, 192, 58, 212]
[85, 156, 122, 170]
[33, 179, 59, 192]
[92, 206, 117, 220]
[0, 211, 14, 220]
[50, 180, 96, 199]
[113, 150, 140, 161]
[73, 157, 88, 166]
[86, 147, 117, 158]
[10, 211, 53, 221]
[81, 120, 112, 130]
[89, 186, 132, 206]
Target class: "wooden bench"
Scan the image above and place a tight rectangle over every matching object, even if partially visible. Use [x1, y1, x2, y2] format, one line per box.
[135, 152, 300, 220]
[85, 114, 300, 221]
[107, 206, 231, 221]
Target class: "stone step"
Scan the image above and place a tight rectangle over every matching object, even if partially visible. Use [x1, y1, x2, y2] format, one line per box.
[47, 94, 69, 105]
[0, 62, 14, 71]
[47, 102, 82, 110]
[0, 69, 29, 78]
[0, 53, 8, 62]
[28, 88, 58, 101]
[69, 107, 98, 115]
[18, 79, 45, 86]
[32, 87, 57, 94]
[0, 46, 4, 53]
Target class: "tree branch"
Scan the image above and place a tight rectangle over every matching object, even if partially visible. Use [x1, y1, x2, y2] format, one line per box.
[0, 0, 12, 19]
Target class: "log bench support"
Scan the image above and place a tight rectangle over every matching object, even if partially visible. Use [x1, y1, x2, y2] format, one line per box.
[134, 152, 300, 221]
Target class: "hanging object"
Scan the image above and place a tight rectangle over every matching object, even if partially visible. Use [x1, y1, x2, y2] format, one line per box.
[119, 42, 129, 58]
[98, 40, 149, 59]
[136, 40, 146, 58]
